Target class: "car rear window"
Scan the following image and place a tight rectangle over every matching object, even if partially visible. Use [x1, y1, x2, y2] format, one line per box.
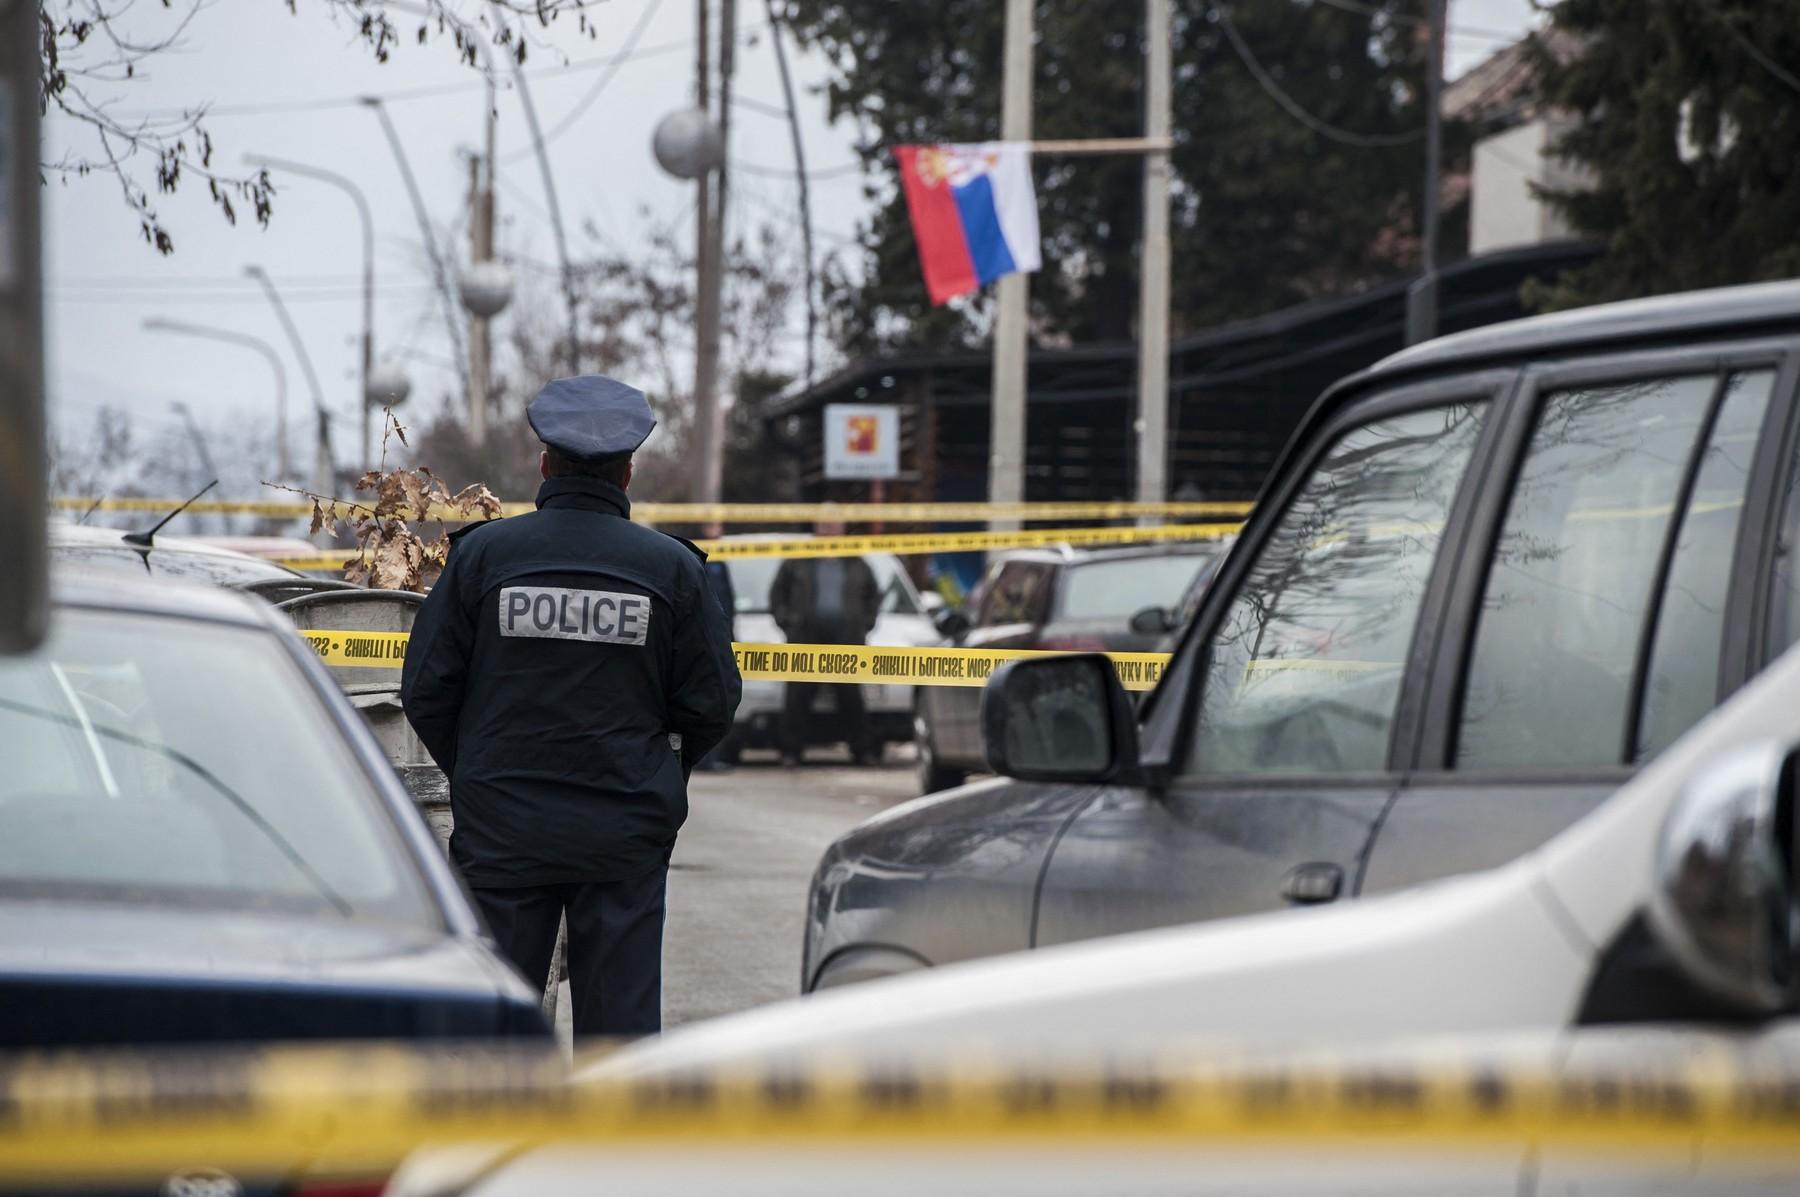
[1057, 554, 1213, 621]
[0, 608, 437, 927]
[729, 553, 919, 616]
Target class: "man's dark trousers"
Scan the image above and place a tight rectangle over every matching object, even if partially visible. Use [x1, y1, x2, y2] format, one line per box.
[473, 866, 668, 1037]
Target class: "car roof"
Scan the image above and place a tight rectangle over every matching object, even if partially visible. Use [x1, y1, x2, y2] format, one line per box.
[1369, 277, 1800, 379]
[49, 567, 276, 630]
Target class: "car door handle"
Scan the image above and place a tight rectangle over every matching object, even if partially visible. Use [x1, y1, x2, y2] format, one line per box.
[1280, 862, 1344, 906]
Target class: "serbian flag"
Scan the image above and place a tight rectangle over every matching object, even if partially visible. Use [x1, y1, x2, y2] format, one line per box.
[894, 143, 1042, 305]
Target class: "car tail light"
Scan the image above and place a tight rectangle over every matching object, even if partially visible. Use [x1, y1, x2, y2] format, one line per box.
[1037, 636, 1109, 653]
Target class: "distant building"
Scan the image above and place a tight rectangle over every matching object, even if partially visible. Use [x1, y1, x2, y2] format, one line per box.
[1445, 32, 1592, 257]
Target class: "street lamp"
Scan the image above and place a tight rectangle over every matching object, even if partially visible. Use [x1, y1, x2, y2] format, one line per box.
[142, 317, 291, 480]
[244, 265, 334, 501]
[360, 94, 471, 413]
[243, 154, 403, 473]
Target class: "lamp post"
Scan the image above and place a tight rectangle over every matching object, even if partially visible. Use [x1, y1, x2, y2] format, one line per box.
[242, 155, 390, 472]
[360, 95, 472, 412]
[244, 265, 333, 504]
[142, 317, 291, 481]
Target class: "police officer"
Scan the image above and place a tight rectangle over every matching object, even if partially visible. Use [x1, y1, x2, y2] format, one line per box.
[401, 375, 742, 1037]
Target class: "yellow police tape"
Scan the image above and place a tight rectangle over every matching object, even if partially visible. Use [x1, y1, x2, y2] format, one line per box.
[296, 632, 1173, 692]
[53, 496, 1254, 523]
[271, 521, 1242, 571]
[1, 1041, 1797, 1184]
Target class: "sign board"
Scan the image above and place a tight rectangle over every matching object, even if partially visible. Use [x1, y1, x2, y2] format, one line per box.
[823, 404, 899, 481]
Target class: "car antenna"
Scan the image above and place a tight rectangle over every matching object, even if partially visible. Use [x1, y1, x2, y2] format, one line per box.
[122, 479, 217, 547]
[76, 495, 107, 525]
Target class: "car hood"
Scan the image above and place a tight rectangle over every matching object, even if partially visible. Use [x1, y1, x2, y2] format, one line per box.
[0, 901, 545, 1046]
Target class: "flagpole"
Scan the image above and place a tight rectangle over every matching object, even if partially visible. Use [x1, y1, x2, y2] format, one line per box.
[989, 0, 1034, 534]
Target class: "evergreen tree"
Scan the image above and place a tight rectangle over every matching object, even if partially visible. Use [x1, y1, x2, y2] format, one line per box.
[782, 0, 1437, 353]
[1527, 0, 1800, 310]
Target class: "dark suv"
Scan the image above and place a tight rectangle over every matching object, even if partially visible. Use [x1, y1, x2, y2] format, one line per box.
[803, 279, 1800, 993]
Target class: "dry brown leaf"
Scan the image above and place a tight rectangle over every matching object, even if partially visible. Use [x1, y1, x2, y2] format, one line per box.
[452, 483, 502, 521]
[390, 417, 409, 448]
[371, 527, 423, 591]
[309, 499, 326, 536]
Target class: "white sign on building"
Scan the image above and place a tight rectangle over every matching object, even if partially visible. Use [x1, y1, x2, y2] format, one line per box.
[823, 404, 900, 481]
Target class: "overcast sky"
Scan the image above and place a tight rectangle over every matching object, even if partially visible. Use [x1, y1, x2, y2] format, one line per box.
[44, 0, 1540, 487]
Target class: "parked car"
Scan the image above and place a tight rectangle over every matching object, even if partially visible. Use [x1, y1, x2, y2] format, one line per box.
[799, 279, 1800, 993]
[412, 637, 1800, 1196]
[50, 521, 303, 586]
[914, 541, 1228, 793]
[721, 536, 944, 762]
[0, 572, 550, 1047]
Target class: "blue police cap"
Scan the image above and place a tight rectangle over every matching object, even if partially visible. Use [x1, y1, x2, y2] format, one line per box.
[527, 375, 656, 462]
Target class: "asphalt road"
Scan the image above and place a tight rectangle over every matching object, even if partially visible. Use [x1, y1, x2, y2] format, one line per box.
[552, 755, 922, 1043]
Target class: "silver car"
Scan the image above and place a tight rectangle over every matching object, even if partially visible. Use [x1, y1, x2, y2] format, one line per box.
[719, 538, 945, 763]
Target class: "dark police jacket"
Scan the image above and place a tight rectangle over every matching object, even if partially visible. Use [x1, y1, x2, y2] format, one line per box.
[400, 477, 742, 887]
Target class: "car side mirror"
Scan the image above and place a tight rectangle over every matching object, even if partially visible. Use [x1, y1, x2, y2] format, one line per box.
[980, 654, 1140, 784]
[1648, 741, 1798, 1013]
[1129, 605, 1175, 635]
[933, 607, 972, 640]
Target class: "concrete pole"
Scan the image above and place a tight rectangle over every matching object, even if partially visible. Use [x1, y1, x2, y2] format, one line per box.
[764, 0, 816, 387]
[692, 0, 733, 505]
[1136, 0, 1172, 514]
[0, 0, 47, 652]
[989, 0, 1033, 530]
[1406, 0, 1446, 346]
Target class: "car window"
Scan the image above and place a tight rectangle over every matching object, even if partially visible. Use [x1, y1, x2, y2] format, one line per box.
[1635, 371, 1777, 761]
[1057, 554, 1212, 621]
[980, 561, 1054, 626]
[1188, 401, 1488, 775]
[1456, 373, 1725, 770]
[0, 608, 437, 926]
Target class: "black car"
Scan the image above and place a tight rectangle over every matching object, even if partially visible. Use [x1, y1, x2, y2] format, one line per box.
[803, 278, 1800, 993]
[0, 573, 549, 1047]
[914, 542, 1227, 793]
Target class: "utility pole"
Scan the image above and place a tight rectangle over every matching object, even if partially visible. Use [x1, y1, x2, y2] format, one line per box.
[0, 0, 46, 652]
[989, 0, 1033, 530]
[692, 0, 734, 506]
[765, 0, 815, 387]
[1136, 0, 1172, 513]
[467, 127, 495, 449]
[1406, 0, 1446, 346]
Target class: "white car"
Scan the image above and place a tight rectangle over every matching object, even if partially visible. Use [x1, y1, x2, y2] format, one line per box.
[719, 538, 946, 763]
[389, 642, 1800, 1196]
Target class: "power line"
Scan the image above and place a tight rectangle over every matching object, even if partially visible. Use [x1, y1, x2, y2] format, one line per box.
[498, 0, 666, 164]
[1216, 10, 1424, 148]
[1726, 23, 1800, 95]
[107, 21, 764, 123]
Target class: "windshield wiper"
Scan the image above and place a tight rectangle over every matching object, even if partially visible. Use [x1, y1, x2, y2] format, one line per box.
[0, 696, 354, 917]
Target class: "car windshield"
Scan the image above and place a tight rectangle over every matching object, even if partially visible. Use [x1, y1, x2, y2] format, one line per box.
[1057, 553, 1214, 620]
[729, 553, 920, 616]
[0, 607, 436, 927]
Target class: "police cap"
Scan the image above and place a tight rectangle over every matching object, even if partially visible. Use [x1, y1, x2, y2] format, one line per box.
[527, 375, 656, 463]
